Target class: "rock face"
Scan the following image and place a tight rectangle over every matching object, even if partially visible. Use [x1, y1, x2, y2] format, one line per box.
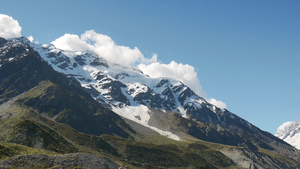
[276, 120, 300, 149]
[221, 148, 297, 169]
[0, 153, 120, 169]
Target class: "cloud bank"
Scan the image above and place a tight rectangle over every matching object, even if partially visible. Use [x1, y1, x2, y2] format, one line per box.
[52, 30, 226, 109]
[138, 61, 207, 98]
[0, 14, 22, 39]
[208, 98, 227, 109]
[52, 30, 150, 66]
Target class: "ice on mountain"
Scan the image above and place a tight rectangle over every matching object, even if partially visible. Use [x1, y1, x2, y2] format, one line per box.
[276, 120, 300, 149]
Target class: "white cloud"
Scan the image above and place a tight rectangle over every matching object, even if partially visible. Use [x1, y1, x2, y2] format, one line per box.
[138, 61, 207, 98]
[52, 34, 90, 51]
[208, 98, 227, 109]
[82, 30, 147, 66]
[0, 14, 22, 38]
[51, 30, 154, 66]
[27, 36, 34, 42]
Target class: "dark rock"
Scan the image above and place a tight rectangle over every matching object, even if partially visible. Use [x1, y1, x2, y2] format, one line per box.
[0, 37, 7, 47]
[74, 55, 86, 66]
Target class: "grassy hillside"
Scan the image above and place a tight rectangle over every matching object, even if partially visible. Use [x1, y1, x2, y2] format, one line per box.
[0, 81, 298, 168]
[0, 94, 238, 168]
[0, 141, 55, 161]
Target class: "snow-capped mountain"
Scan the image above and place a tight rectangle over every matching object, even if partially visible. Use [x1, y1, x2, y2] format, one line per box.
[13, 36, 257, 141]
[2, 36, 300, 169]
[276, 120, 300, 149]
[3, 37, 291, 142]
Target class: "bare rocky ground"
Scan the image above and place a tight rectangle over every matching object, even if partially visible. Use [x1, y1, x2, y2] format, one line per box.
[0, 153, 121, 169]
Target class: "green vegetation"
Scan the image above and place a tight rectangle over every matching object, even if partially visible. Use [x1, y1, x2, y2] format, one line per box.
[12, 119, 78, 153]
[0, 98, 237, 168]
[17, 80, 134, 138]
[99, 135, 237, 168]
[0, 141, 55, 161]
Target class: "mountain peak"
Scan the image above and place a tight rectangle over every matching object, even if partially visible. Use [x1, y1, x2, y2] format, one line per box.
[276, 120, 300, 149]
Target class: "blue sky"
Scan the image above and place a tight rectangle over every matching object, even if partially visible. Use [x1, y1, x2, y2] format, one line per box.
[1, 0, 299, 134]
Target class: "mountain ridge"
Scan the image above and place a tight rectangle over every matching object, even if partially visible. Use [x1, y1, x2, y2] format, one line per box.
[25, 36, 291, 143]
[25, 36, 300, 161]
[1, 36, 300, 168]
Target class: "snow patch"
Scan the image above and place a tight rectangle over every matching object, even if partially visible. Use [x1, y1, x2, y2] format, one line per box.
[112, 105, 180, 141]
